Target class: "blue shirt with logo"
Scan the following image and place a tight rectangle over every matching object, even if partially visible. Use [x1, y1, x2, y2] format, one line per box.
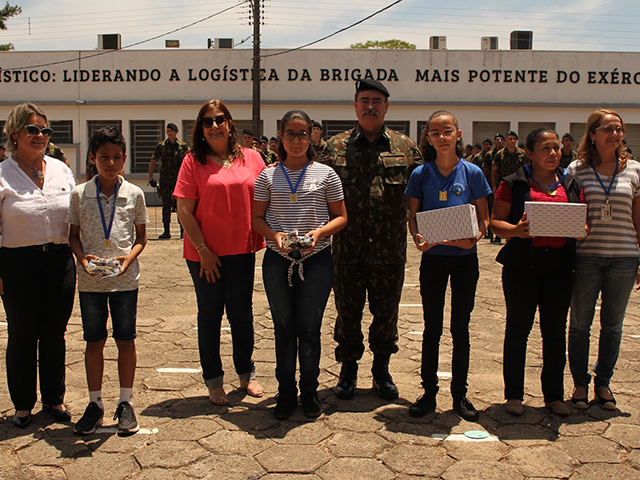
[405, 159, 491, 256]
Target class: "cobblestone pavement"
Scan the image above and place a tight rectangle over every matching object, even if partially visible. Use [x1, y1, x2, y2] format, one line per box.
[1, 208, 640, 479]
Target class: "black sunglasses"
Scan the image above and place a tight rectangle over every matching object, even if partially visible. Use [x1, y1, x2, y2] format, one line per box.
[201, 115, 227, 128]
[25, 125, 53, 137]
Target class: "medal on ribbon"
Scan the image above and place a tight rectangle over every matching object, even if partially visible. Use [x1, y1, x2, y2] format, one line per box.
[279, 161, 309, 203]
[96, 178, 120, 249]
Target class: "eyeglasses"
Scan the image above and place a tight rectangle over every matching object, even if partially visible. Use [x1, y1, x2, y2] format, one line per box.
[24, 125, 53, 137]
[427, 129, 456, 140]
[282, 131, 310, 141]
[594, 125, 624, 136]
[201, 115, 227, 128]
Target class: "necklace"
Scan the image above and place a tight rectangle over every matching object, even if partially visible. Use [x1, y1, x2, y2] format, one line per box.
[14, 154, 44, 180]
[210, 152, 233, 168]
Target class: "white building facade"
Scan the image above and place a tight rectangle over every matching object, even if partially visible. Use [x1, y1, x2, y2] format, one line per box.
[1, 47, 638, 193]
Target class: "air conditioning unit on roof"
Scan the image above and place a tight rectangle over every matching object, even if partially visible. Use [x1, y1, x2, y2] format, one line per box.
[97, 34, 121, 50]
[429, 36, 447, 50]
[481, 36, 499, 51]
[215, 38, 234, 49]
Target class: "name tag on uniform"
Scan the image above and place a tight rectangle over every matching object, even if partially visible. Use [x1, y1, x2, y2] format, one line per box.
[600, 204, 612, 221]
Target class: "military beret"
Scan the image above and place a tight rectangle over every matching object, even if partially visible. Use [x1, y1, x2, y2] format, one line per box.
[167, 123, 179, 131]
[465, 144, 473, 149]
[270, 137, 278, 142]
[506, 130, 518, 139]
[355, 79, 390, 97]
[562, 132, 574, 141]
[494, 133, 505, 140]
[483, 138, 492, 143]
[242, 129, 254, 136]
[260, 135, 268, 142]
[311, 121, 322, 129]
[474, 143, 482, 149]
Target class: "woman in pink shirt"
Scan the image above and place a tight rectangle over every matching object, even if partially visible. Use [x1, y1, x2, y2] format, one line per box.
[174, 99, 265, 406]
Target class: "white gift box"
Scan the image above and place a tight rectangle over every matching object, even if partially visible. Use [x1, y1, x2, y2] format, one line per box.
[524, 201, 587, 238]
[416, 204, 479, 244]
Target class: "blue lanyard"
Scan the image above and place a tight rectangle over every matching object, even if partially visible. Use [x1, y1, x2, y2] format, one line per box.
[591, 159, 619, 202]
[279, 161, 309, 196]
[96, 178, 120, 243]
[524, 165, 566, 193]
[426, 158, 462, 192]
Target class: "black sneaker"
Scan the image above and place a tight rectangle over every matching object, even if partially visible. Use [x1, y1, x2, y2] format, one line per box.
[158, 232, 171, 239]
[73, 402, 104, 435]
[409, 394, 436, 417]
[114, 402, 139, 436]
[273, 394, 297, 420]
[453, 397, 480, 421]
[300, 392, 323, 418]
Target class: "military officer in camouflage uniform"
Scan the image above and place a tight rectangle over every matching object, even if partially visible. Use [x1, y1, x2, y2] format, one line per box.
[148, 123, 189, 239]
[560, 133, 577, 168]
[46, 141, 70, 167]
[321, 79, 422, 401]
[491, 130, 527, 191]
[311, 121, 329, 158]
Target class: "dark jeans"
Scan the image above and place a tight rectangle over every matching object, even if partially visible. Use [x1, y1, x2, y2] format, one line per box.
[187, 253, 256, 388]
[263, 248, 334, 395]
[333, 262, 405, 362]
[502, 247, 574, 403]
[0, 245, 75, 410]
[419, 252, 479, 400]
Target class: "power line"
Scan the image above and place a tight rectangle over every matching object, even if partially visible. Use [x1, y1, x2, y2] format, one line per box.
[260, 0, 404, 58]
[0, 0, 249, 72]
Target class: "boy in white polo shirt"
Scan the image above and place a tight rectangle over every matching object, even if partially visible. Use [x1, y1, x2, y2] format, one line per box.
[67, 127, 148, 436]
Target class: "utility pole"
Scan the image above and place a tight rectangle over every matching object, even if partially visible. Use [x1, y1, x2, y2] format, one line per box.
[251, 0, 261, 136]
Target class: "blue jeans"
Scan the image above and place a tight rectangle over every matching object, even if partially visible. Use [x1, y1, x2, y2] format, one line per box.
[262, 248, 334, 395]
[187, 253, 256, 388]
[569, 256, 639, 389]
[79, 290, 138, 342]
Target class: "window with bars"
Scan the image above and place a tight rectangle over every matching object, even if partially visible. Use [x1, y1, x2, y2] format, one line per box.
[130, 120, 164, 173]
[182, 120, 195, 147]
[50, 120, 73, 144]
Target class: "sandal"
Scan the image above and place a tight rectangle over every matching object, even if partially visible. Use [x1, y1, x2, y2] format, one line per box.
[208, 386, 229, 406]
[571, 387, 589, 410]
[594, 387, 616, 411]
[240, 379, 264, 398]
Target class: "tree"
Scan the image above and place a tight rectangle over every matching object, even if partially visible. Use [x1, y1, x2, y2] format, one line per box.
[0, 2, 22, 51]
[350, 39, 416, 50]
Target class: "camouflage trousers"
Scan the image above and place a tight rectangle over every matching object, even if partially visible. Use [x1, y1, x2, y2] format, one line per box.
[159, 179, 177, 227]
[333, 262, 405, 362]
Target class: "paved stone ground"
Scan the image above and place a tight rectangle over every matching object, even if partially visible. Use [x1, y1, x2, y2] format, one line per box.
[1, 207, 640, 479]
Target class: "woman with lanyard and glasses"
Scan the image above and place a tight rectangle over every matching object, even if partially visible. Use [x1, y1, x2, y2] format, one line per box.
[567, 109, 640, 411]
[174, 99, 266, 406]
[491, 128, 585, 417]
[0, 103, 76, 427]
[252, 110, 347, 420]
[406, 110, 491, 421]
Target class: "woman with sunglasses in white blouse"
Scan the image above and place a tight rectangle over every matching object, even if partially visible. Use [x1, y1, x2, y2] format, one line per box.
[0, 103, 76, 428]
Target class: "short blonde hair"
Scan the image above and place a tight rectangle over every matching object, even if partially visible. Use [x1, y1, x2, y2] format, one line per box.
[4, 103, 49, 154]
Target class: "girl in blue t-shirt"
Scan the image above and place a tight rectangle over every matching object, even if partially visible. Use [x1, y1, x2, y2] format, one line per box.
[405, 110, 491, 421]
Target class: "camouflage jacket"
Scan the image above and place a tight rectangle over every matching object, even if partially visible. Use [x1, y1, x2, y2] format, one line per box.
[152, 138, 189, 180]
[323, 124, 423, 265]
[493, 147, 527, 186]
[560, 149, 577, 169]
[46, 142, 67, 163]
[313, 139, 330, 159]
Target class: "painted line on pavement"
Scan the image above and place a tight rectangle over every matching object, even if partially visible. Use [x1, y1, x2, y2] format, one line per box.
[404, 283, 419, 287]
[408, 331, 422, 335]
[156, 368, 201, 373]
[437, 371, 452, 379]
[432, 433, 499, 442]
[399, 304, 423, 307]
[0, 322, 6, 326]
[95, 427, 158, 435]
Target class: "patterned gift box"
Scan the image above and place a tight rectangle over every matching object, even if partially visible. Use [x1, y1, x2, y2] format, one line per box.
[524, 201, 587, 238]
[416, 204, 479, 244]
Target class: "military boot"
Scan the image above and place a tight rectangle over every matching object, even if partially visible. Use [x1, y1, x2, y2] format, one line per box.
[334, 361, 358, 399]
[372, 354, 399, 400]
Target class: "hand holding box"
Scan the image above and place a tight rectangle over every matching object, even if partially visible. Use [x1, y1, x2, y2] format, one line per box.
[524, 201, 587, 238]
[416, 204, 480, 244]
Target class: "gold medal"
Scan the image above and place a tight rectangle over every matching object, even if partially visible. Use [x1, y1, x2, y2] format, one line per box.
[104, 239, 111, 248]
[290, 194, 297, 203]
[439, 191, 447, 201]
[548, 189, 557, 196]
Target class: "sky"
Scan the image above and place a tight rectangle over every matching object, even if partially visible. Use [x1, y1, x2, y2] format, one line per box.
[0, 0, 638, 53]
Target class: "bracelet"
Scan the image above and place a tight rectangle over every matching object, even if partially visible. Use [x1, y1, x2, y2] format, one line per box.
[195, 243, 207, 252]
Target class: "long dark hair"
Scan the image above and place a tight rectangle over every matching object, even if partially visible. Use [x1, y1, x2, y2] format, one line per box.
[277, 110, 317, 163]
[191, 99, 243, 165]
[418, 110, 464, 162]
[577, 108, 629, 171]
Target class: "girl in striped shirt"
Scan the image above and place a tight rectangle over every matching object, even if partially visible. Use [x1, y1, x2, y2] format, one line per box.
[252, 110, 347, 420]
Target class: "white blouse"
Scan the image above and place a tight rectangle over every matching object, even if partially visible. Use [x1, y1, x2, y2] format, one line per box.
[0, 155, 75, 248]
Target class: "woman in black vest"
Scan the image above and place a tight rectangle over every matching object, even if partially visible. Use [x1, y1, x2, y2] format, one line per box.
[490, 128, 584, 417]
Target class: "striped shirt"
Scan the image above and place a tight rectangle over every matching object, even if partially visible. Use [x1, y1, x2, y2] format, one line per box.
[254, 161, 344, 256]
[568, 159, 640, 257]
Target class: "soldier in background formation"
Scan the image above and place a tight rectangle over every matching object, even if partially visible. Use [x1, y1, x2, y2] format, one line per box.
[560, 133, 577, 168]
[259, 135, 278, 165]
[311, 121, 329, 158]
[320, 79, 422, 402]
[148, 123, 189, 239]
